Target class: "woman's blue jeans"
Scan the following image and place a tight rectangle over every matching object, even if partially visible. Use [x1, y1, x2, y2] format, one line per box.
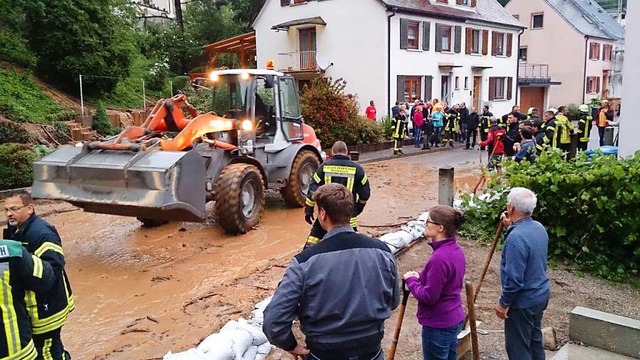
[421, 322, 463, 360]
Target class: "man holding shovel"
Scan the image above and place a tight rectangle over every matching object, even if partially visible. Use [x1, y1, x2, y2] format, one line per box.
[263, 183, 400, 359]
[496, 187, 550, 360]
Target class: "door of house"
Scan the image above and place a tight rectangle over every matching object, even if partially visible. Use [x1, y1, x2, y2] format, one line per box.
[441, 76, 451, 104]
[473, 76, 481, 110]
[299, 28, 316, 70]
[520, 87, 545, 115]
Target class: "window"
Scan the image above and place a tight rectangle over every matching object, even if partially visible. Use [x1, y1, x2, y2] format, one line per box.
[437, 0, 448, 3]
[586, 76, 600, 94]
[495, 78, 506, 99]
[472, 29, 481, 54]
[293, 0, 306, 3]
[456, 0, 470, 5]
[489, 77, 513, 100]
[279, 77, 303, 140]
[441, 25, 453, 52]
[403, 77, 422, 102]
[455, 76, 460, 90]
[531, 13, 544, 29]
[407, 21, 420, 49]
[513, 14, 520, 20]
[603, 44, 613, 61]
[519, 47, 527, 62]
[589, 42, 601, 60]
[464, 77, 469, 90]
[493, 32, 505, 56]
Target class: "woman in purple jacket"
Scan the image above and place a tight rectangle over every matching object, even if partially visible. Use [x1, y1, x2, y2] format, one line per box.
[404, 205, 466, 360]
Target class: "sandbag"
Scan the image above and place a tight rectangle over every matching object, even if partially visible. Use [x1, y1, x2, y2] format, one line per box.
[249, 296, 272, 327]
[379, 230, 412, 249]
[256, 342, 272, 360]
[417, 212, 430, 223]
[163, 348, 207, 360]
[242, 345, 258, 360]
[196, 333, 234, 360]
[223, 329, 253, 359]
[237, 319, 268, 346]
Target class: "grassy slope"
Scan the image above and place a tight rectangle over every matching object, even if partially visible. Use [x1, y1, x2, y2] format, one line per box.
[0, 67, 67, 123]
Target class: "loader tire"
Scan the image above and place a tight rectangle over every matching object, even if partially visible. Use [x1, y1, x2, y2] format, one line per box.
[137, 218, 169, 228]
[214, 163, 265, 235]
[281, 150, 320, 208]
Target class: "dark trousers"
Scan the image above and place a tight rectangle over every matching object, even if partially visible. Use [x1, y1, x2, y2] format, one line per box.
[598, 127, 605, 146]
[504, 300, 548, 360]
[309, 348, 383, 360]
[577, 141, 588, 151]
[34, 328, 70, 360]
[479, 130, 488, 150]
[466, 129, 477, 148]
[421, 322, 463, 360]
[305, 220, 357, 249]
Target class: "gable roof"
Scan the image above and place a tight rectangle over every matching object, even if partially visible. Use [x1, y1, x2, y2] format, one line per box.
[545, 0, 624, 40]
[381, 0, 524, 29]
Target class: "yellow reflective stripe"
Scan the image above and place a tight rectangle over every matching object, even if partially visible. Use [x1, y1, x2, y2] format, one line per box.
[10, 339, 36, 360]
[63, 275, 74, 312]
[42, 338, 53, 360]
[358, 199, 368, 204]
[305, 236, 321, 246]
[346, 177, 355, 192]
[323, 165, 356, 175]
[313, 173, 321, 183]
[24, 290, 38, 323]
[34, 243, 64, 257]
[31, 255, 43, 279]
[31, 303, 72, 334]
[305, 198, 315, 207]
[361, 174, 368, 185]
[349, 217, 358, 227]
[324, 176, 331, 184]
[1, 270, 19, 355]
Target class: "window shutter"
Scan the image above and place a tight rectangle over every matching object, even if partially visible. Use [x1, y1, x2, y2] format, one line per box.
[456, 0, 464, 4]
[400, 19, 409, 49]
[482, 30, 489, 55]
[506, 33, 513, 57]
[596, 77, 600, 94]
[280, 0, 289, 6]
[397, 76, 405, 102]
[425, 76, 433, 100]
[507, 77, 513, 100]
[489, 77, 496, 101]
[471, 0, 477, 6]
[491, 32, 498, 56]
[465, 28, 473, 54]
[423, 21, 431, 51]
[598, 44, 601, 60]
[454, 26, 462, 53]
[435, 24, 443, 52]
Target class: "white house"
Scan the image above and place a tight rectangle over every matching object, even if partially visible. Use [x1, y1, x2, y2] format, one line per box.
[253, 0, 524, 118]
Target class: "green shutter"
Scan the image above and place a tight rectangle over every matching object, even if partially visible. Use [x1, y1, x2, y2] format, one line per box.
[400, 19, 409, 49]
[454, 26, 462, 54]
[435, 24, 443, 52]
[422, 22, 431, 51]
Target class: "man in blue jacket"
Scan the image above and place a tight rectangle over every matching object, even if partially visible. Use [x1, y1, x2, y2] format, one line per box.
[496, 187, 550, 360]
[264, 183, 400, 359]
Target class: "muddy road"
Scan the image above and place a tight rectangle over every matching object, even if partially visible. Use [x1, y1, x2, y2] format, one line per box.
[20, 149, 484, 359]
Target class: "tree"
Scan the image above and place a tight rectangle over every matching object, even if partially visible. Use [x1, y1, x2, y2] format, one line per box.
[22, 0, 137, 95]
[92, 102, 112, 136]
[174, 0, 184, 32]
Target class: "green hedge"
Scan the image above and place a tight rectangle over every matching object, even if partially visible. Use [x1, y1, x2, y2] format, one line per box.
[0, 143, 38, 190]
[460, 149, 640, 282]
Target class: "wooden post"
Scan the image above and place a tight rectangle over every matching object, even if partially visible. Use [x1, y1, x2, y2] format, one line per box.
[438, 166, 454, 206]
[465, 281, 480, 360]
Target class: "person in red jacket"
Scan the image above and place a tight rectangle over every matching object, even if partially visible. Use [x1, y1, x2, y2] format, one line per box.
[478, 118, 506, 174]
[365, 100, 377, 121]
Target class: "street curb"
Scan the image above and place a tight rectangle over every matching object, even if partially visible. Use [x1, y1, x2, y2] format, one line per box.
[360, 144, 466, 164]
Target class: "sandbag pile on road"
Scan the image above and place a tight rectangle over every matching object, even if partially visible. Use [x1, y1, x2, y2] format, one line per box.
[163, 297, 273, 360]
[378, 212, 429, 254]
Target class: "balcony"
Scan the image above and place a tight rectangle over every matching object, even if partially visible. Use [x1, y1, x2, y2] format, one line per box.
[277, 51, 319, 73]
[518, 64, 560, 86]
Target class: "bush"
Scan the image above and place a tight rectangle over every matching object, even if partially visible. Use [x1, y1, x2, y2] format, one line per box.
[0, 30, 37, 68]
[460, 149, 640, 282]
[566, 104, 581, 121]
[0, 119, 34, 144]
[380, 115, 395, 139]
[328, 116, 385, 146]
[0, 143, 38, 190]
[92, 102, 113, 136]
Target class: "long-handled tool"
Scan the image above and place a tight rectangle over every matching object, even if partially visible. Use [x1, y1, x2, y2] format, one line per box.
[387, 280, 411, 360]
[465, 281, 480, 360]
[474, 221, 504, 303]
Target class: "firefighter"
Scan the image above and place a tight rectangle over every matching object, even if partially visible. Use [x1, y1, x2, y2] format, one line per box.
[541, 110, 559, 149]
[479, 105, 493, 150]
[303, 141, 371, 248]
[443, 106, 456, 147]
[0, 239, 56, 360]
[576, 104, 593, 151]
[478, 118, 506, 174]
[3, 192, 74, 360]
[392, 107, 408, 155]
[555, 106, 574, 156]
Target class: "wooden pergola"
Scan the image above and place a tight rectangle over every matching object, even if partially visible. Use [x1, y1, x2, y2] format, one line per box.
[202, 31, 257, 70]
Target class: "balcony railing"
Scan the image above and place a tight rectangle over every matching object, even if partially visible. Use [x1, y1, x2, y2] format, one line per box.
[277, 51, 318, 72]
[519, 64, 551, 80]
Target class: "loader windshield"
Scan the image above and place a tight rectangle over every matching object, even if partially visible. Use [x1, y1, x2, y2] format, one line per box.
[211, 74, 251, 119]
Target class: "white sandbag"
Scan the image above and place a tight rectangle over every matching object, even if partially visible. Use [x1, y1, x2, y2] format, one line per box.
[379, 230, 412, 249]
[163, 348, 207, 360]
[237, 318, 268, 346]
[402, 222, 425, 240]
[385, 242, 399, 254]
[219, 320, 240, 334]
[226, 328, 254, 359]
[196, 333, 234, 360]
[242, 345, 258, 360]
[249, 296, 272, 327]
[417, 212, 430, 223]
[255, 342, 272, 360]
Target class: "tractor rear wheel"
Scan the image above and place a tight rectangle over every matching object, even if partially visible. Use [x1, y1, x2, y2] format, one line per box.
[137, 218, 169, 228]
[214, 163, 265, 234]
[281, 150, 320, 207]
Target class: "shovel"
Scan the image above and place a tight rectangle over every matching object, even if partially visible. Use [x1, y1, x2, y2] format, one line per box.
[387, 280, 411, 360]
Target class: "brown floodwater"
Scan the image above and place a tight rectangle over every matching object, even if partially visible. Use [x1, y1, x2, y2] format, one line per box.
[34, 152, 481, 359]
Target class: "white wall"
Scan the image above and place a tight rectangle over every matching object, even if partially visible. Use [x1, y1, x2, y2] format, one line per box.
[618, 0, 638, 158]
[254, 0, 388, 117]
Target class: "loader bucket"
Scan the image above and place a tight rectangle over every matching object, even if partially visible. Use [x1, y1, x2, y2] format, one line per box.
[32, 146, 207, 222]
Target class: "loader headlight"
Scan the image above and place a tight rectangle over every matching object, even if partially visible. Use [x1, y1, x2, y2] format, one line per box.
[209, 72, 219, 82]
[240, 72, 250, 81]
[239, 119, 254, 131]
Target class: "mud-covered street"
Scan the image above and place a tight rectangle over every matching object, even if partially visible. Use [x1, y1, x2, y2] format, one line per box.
[5, 148, 640, 360]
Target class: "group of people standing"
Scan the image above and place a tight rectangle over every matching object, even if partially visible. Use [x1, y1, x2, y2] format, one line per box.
[262, 139, 550, 360]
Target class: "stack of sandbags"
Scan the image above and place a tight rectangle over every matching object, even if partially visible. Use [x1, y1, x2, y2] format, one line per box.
[163, 299, 273, 360]
[378, 212, 429, 254]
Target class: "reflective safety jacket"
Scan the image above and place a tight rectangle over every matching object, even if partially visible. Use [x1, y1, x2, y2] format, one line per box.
[3, 214, 74, 335]
[444, 112, 456, 132]
[480, 112, 493, 134]
[577, 113, 593, 143]
[391, 114, 408, 139]
[0, 239, 56, 360]
[555, 114, 574, 145]
[542, 118, 558, 148]
[305, 155, 371, 227]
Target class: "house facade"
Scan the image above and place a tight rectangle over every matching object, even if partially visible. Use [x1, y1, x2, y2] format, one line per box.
[506, 0, 625, 111]
[253, 0, 524, 118]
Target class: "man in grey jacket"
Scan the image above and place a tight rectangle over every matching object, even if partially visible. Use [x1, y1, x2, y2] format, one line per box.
[263, 183, 400, 360]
